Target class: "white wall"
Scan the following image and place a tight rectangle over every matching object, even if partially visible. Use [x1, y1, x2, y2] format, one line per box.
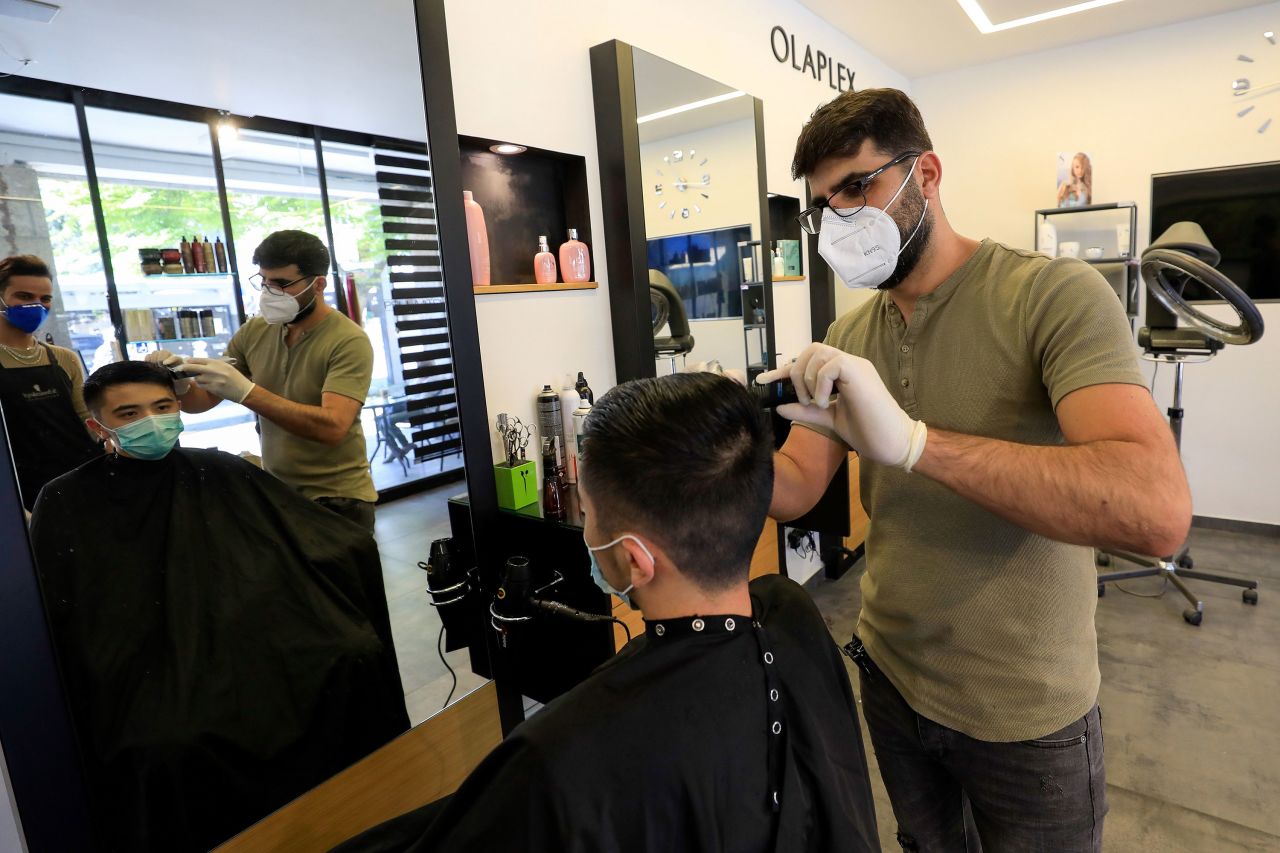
[912, 2, 1280, 525]
[449, 0, 909, 469]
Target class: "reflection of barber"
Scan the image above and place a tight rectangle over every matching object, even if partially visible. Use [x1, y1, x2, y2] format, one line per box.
[158, 230, 378, 532]
[31, 361, 408, 852]
[0, 254, 99, 511]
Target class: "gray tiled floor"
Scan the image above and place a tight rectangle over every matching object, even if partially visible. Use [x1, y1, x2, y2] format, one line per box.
[806, 525, 1280, 852]
[374, 482, 488, 726]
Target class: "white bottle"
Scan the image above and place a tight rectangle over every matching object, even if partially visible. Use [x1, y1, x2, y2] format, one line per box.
[559, 375, 579, 479]
[568, 391, 592, 485]
[772, 247, 785, 277]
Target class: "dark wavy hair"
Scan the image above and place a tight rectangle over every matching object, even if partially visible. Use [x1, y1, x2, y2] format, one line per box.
[0, 254, 52, 295]
[580, 372, 774, 591]
[792, 87, 934, 179]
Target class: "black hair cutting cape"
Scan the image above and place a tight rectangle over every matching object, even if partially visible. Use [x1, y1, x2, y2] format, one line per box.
[30, 448, 410, 852]
[333, 574, 881, 853]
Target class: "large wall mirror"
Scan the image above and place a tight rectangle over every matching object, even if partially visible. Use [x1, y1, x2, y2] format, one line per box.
[0, 1, 500, 850]
[591, 41, 774, 383]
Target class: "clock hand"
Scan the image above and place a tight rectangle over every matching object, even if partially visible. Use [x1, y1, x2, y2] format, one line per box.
[1233, 79, 1280, 97]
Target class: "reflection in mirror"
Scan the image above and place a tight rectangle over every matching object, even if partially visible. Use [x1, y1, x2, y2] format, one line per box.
[0, 7, 486, 848]
[633, 48, 764, 380]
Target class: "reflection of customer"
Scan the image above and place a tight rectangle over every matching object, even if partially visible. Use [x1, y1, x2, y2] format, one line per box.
[1057, 152, 1092, 207]
[31, 360, 409, 853]
[157, 230, 378, 532]
[0, 254, 99, 510]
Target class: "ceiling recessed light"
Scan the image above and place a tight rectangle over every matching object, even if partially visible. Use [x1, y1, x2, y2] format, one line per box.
[489, 143, 527, 155]
[637, 91, 747, 125]
[955, 0, 1125, 34]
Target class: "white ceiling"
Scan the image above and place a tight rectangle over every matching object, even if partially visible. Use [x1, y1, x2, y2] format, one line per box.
[798, 0, 1276, 78]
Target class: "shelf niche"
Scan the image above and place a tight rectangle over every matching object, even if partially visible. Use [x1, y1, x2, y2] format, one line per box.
[458, 136, 593, 287]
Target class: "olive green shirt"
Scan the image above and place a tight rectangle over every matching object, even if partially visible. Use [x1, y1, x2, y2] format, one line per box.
[226, 312, 376, 503]
[811, 239, 1145, 742]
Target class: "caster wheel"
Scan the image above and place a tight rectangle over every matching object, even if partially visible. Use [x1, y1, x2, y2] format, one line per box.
[1183, 609, 1202, 626]
[1096, 554, 1112, 567]
[1097, 583, 1106, 598]
[1178, 555, 1194, 569]
[1244, 589, 1258, 605]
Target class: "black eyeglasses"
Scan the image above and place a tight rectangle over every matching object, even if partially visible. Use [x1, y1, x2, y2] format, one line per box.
[796, 150, 923, 236]
[248, 273, 320, 295]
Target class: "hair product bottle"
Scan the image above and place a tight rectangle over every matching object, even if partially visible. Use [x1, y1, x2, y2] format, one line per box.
[575, 371, 594, 405]
[568, 391, 592, 486]
[201, 236, 215, 275]
[558, 374, 579, 473]
[214, 236, 228, 273]
[542, 437, 566, 521]
[536, 384, 566, 472]
[192, 236, 207, 274]
[559, 229, 591, 283]
[179, 236, 194, 274]
[462, 191, 490, 286]
[534, 235, 557, 284]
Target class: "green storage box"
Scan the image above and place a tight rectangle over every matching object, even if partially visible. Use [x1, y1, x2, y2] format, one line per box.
[494, 460, 538, 510]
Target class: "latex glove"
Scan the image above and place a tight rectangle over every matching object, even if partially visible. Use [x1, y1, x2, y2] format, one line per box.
[144, 348, 191, 395]
[181, 358, 255, 404]
[758, 343, 928, 472]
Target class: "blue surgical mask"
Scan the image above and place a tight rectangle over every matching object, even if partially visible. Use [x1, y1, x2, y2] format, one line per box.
[106, 413, 184, 460]
[1, 302, 49, 334]
[584, 533, 652, 608]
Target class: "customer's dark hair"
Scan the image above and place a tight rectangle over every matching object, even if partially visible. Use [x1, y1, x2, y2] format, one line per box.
[251, 230, 330, 276]
[83, 360, 175, 416]
[0, 254, 52, 295]
[792, 87, 933, 179]
[581, 372, 774, 591]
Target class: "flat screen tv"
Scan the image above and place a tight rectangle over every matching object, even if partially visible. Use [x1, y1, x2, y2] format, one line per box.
[647, 224, 752, 320]
[1151, 161, 1280, 302]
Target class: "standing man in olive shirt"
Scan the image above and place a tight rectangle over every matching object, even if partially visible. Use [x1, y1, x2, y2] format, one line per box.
[763, 89, 1191, 852]
[158, 230, 378, 532]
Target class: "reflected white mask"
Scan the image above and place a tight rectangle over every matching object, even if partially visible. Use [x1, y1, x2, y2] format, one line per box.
[817, 158, 928, 290]
[260, 281, 317, 324]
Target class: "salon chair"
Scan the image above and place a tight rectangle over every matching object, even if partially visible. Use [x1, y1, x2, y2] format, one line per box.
[1095, 221, 1264, 625]
[650, 270, 695, 374]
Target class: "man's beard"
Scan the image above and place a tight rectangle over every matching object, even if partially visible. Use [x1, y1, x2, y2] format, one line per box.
[878, 180, 932, 291]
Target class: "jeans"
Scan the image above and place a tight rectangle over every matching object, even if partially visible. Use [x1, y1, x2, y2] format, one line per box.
[850, 637, 1107, 853]
[315, 496, 377, 535]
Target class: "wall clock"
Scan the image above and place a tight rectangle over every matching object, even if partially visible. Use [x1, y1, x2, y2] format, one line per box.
[1232, 29, 1276, 135]
[653, 148, 711, 221]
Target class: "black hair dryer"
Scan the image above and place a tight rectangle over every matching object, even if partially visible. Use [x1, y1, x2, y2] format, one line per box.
[420, 537, 474, 649]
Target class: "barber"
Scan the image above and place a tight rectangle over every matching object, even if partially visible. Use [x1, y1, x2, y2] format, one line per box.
[154, 230, 378, 532]
[0, 254, 99, 511]
[766, 88, 1191, 852]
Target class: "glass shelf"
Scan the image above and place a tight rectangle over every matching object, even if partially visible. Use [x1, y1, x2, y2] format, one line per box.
[128, 336, 227, 344]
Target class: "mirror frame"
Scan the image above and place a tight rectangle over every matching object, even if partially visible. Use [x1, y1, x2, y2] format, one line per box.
[590, 40, 777, 382]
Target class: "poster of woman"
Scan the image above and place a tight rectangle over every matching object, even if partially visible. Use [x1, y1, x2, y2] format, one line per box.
[1057, 152, 1093, 207]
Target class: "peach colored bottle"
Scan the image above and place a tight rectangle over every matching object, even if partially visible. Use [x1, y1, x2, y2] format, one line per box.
[462, 190, 490, 286]
[534, 235, 557, 284]
[559, 228, 591, 283]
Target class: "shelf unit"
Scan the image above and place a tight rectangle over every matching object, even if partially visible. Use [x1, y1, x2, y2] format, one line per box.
[738, 240, 768, 379]
[1034, 202, 1139, 319]
[473, 282, 597, 295]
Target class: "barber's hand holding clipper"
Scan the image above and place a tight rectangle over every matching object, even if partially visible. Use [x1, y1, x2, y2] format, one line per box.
[144, 349, 192, 395]
[757, 342, 928, 472]
[180, 357, 255, 404]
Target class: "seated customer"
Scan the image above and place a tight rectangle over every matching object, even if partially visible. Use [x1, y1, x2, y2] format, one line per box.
[337, 372, 879, 852]
[30, 360, 410, 853]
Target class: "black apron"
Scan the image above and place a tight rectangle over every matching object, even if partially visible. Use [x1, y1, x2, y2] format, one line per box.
[0, 343, 100, 511]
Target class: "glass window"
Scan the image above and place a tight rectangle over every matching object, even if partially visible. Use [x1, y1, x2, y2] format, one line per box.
[0, 93, 111, 368]
[647, 224, 749, 320]
[321, 139, 462, 491]
[83, 107, 256, 454]
[221, 128, 331, 316]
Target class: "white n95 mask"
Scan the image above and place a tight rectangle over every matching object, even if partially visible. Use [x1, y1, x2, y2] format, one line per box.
[817, 159, 928, 290]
